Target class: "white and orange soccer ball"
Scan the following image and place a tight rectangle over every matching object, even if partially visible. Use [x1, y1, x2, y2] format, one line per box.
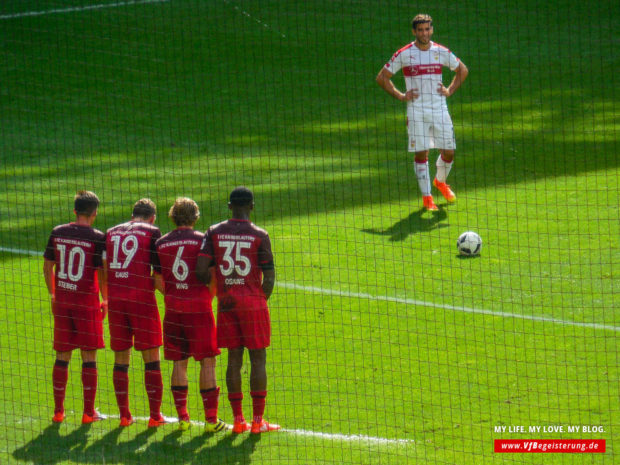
[457, 231, 482, 256]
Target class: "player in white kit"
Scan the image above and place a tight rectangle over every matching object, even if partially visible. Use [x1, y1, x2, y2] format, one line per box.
[377, 14, 469, 211]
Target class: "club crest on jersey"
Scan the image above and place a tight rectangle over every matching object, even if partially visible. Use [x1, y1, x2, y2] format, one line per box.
[433, 52, 440, 61]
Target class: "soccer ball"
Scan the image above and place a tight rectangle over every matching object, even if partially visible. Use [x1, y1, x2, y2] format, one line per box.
[457, 231, 482, 256]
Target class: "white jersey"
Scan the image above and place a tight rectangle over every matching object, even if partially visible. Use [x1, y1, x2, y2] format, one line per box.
[385, 41, 460, 111]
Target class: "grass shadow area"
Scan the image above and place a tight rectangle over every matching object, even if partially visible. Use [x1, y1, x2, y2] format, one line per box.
[362, 206, 449, 241]
[12, 424, 260, 465]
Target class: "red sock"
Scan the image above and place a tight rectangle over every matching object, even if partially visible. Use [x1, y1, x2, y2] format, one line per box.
[250, 390, 267, 424]
[145, 361, 163, 420]
[52, 360, 69, 414]
[82, 362, 98, 417]
[113, 364, 130, 419]
[200, 387, 220, 423]
[228, 392, 245, 423]
[171, 385, 189, 421]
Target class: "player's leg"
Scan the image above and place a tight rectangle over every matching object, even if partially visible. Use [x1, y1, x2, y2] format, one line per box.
[227, 347, 249, 432]
[244, 300, 278, 434]
[433, 111, 457, 202]
[52, 350, 72, 423]
[249, 347, 267, 422]
[108, 301, 133, 425]
[113, 349, 132, 426]
[52, 301, 74, 422]
[415, 151, 438, 211]
[80, 349, 103, 423]
[409, 109, 438, 210]
[142, 347, 165, 427]
[75, 299, 105, 424]
[414, 150, 432, 196]
[434, 149, 456, 202]
[436, 149, 455, 180]
[164, 311, 190, 429]
[185, 306, 226, 432]
[199, 356, 227, 432]
[249, 348, 279, 433]
[132, 298, 165, 426]
[218, 310, 249, 432]
[171, 358, 191, 429]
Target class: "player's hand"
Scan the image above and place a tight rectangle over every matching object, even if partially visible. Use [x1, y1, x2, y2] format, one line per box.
[437, 83, 451, 97]
[100, 300, 108, 319]
[49, 293, 55, 313]
[402, 88, 419, 101]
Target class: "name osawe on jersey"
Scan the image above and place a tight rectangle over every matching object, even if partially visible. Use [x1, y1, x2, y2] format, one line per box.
[199, 218, 274, 304]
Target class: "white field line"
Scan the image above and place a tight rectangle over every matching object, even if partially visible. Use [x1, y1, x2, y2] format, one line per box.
[223, 0, 287, 38]
[128, 415, 411, 444]
[3, 246, 618, 333]
[0, 0, 169, 20]
[278, 282, 620, 333]
[30, 412, 412, 445]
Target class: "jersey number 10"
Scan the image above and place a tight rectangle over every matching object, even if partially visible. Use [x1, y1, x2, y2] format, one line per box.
[56, 244, 85, 282]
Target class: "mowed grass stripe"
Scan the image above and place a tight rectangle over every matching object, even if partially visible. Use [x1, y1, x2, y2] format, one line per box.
[4, 246, 617, 333]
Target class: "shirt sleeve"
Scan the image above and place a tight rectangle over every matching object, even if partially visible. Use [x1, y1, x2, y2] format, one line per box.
[150, 229, 162, 272]
[43, 233, 56, 261]
[446, 50, 460, 71]
[152, 238, 162, 274]
[92, 232, 105, 269]
[102, 232, 108, 262]
[198, 229, 215, 263]
[258, 234, 275, 270]
[385, 49, 403, 75]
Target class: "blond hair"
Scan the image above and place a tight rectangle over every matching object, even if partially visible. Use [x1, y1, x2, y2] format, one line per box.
[168, 197, 200, 227]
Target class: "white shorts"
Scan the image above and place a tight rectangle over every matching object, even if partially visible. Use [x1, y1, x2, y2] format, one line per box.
[407, 107, 456, 152]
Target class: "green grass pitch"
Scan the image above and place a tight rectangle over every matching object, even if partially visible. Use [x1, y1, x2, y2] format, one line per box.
[0, 0, 618, 464]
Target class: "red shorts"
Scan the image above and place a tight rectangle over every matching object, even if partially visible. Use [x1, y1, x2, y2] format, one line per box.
[163, 309, 219, 361]
[53, 297, 104, 352]
[108, 295, 162, 352]
[217, 296, 271, 350]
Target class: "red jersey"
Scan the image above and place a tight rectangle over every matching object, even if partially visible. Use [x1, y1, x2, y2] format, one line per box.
[105, 220, 161, 301]
[155, 228, 212, 312]
[199, 219, 274, 304]
[44, 223, 106, 303]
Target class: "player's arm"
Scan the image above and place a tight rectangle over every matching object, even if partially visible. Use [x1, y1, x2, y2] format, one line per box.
[439, 60, 469, 97]
[195, 255, 212, 285]
[262, 267, 275, 301]
[149, 231, 165, 294]
[97, 267, 108, 319]
[207, 266, 217, 296]
[153, 272, 165, 295]
[376, 67, 418, 102]
[43, 258, 55, 303]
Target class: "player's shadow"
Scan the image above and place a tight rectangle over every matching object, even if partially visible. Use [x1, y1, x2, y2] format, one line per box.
[12, 423, 91, 464]
[137, 428, 259, 464]
[362, 206, 448, 241]
[81, 425, 157, 463]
